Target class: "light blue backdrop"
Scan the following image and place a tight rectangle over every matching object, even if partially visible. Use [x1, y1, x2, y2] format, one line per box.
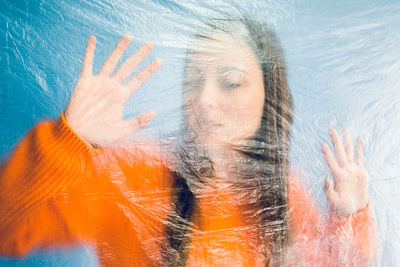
[1, 0, 399, 266]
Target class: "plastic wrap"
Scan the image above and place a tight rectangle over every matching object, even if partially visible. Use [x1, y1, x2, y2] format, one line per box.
[1, 0, 399, 266]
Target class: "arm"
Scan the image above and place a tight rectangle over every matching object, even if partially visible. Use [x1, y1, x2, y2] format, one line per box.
[0, 112, 96, 257]
[322, 129, 376, 264]
[288, 175, 375, 266]
[326, 202, 375, 266]
[0, 33, 162, 258]
[288, 129, 376, 266]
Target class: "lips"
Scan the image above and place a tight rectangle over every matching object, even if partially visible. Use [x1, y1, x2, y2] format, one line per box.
[192, 114, 221, 130]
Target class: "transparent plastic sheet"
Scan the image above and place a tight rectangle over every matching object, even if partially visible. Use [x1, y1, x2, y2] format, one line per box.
[1, 1, 399, 266]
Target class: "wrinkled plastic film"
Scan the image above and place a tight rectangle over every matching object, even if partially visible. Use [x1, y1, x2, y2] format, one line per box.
[1, 1, 399, 266]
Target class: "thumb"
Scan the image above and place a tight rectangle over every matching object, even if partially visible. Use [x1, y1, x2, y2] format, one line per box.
[324, 178, 339, 205]
[107, 110, 157, 147]
[129, 110, 157, 133]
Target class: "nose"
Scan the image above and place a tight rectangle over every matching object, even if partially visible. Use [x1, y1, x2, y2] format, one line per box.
[198, 77, 219, 109]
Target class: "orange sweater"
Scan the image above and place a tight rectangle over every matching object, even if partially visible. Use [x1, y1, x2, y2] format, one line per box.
[0, 112, 376, 266]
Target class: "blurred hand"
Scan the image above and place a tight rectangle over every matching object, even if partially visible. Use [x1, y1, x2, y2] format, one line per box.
[322, 129, 369, 216]
[65, 34, 162, 148]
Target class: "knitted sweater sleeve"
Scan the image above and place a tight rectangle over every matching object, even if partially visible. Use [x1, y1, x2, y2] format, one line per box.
[288, 171, 376, 266]
[0, 112, 98, 257]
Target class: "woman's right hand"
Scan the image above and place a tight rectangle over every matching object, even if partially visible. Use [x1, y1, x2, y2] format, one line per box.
[64, 34, 162, 148]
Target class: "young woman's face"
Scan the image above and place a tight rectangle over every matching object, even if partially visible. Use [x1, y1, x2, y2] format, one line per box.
[184, 31, 265, 146]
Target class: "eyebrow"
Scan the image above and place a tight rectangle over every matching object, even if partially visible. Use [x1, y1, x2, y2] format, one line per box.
[217, 66, 248, 75]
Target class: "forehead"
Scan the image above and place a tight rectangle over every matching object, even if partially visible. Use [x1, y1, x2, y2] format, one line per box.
[187, 31, 259, 72]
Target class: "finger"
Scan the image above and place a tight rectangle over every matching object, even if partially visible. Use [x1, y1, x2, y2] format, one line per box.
[342, 128, 354, 162]
[324, 178, 339, 205]
[330, 129, 347, 166]
[113, 42, 153, 82]
[80, 35, 96, 77]
[125, 58, 162, 94]
[114, 110, 157, 143]
[98, 34, 132, 76]
[355, 138, 364, 165]
[127, 110, 157, 133]
[322, 143, 340, 176]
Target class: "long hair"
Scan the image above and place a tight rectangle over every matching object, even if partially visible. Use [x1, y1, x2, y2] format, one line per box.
[164, 17, 294, 266]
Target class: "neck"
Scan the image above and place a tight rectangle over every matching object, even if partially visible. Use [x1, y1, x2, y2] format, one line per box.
[205, 143, 242, 179]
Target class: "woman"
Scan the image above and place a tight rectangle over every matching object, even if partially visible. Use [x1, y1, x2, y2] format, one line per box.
[0, 17, 374, 266]
[166, 18, 294, 265]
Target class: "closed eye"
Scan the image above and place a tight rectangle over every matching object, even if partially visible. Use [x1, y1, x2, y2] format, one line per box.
[221, 80, 240, 89]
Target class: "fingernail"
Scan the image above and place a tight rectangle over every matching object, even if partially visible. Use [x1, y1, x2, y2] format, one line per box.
[124, 34, 132, 40]
[322, 143, 327, 152]
[146, 41, 153, 48]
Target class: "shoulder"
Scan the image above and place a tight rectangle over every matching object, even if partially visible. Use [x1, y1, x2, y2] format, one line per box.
[287, 168, 323, 234]
[287, 168, 317, 210]
[288, 169, 308, 201]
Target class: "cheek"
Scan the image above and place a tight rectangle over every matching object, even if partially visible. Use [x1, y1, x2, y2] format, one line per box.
[222, 93, 265, 135]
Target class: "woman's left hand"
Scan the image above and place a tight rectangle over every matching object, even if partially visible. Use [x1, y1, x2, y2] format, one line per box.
[322, 128, 369, 216]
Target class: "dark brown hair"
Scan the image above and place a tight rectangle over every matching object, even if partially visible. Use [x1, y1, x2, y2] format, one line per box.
[164, 17, 294, 266]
